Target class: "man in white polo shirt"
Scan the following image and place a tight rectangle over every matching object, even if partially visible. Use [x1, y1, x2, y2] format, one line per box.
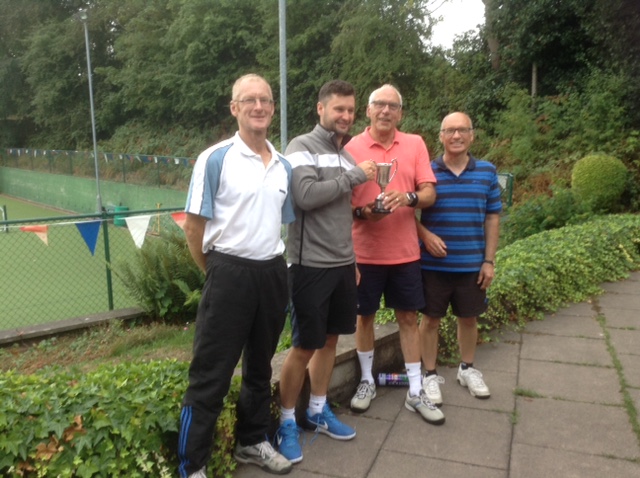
[177, 74, 294, 477]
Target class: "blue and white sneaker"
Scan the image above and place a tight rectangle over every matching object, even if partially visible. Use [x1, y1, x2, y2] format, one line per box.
[274, 419, 303, 464]
[305, 404, 356, 440]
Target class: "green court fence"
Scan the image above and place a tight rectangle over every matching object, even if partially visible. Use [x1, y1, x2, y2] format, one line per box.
[1, 148, 194, 189]
[0, 207, 183, 333]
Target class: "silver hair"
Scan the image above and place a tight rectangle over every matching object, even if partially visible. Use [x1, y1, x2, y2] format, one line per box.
[368, 84, 403, 107]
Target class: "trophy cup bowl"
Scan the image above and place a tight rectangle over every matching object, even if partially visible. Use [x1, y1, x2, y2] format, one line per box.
[372, 158, 398, 214]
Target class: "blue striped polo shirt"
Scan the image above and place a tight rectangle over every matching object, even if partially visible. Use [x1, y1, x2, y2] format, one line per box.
[420, 155, 502, 272]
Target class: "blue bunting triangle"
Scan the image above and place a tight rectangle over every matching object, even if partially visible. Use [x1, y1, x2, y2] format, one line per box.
[75, 220, 101, 256]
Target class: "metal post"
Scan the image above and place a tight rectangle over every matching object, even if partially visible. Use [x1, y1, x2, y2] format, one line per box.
[79, 10, 103, 213]
[278, 0, 288, 152]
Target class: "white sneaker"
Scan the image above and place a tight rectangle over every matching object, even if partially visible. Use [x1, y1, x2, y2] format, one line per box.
[188, 468, 207, 478]
[422, 374, 445, 406]
[350, 380, 377, 412]
[234, 440, 293, 475]
[457, 365, 491, 399]
[404, 390, 445, 425]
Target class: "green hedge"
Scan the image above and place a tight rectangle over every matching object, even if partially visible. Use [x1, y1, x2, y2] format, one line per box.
[1, 214, 639, 476]
[0, 360, 239, 477]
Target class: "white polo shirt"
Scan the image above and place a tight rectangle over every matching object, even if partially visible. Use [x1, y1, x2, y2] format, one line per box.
[185, 133, 294, 260]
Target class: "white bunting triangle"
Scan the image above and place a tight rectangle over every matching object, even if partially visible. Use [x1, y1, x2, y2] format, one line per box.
[124, 215, 152, 248]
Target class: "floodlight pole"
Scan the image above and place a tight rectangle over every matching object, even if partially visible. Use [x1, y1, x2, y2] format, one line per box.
[278, 0, 287, 151]
[79, 9, 103, 213]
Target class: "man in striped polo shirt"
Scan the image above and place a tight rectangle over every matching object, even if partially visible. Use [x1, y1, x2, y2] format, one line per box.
[417, 112, 502, 405]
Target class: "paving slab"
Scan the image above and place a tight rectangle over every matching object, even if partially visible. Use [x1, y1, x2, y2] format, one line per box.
[608, 328, 640, 356]
[383, 405, 512, 470]
[518, 359, 622, 405]
[600, 280, 640, 294]
[547, 301, 596, 317]
[513, 397, 639, 459]
[520, 334, 611, 366]
[599, 306, 640, 329]
[598, 292, 640, 310]
[368, 450, 507, 478]
[473, 339, 520, 374]
[617, 353, 640, 389]
[523, 314, 603, 338]
[510, 443, 640, 478]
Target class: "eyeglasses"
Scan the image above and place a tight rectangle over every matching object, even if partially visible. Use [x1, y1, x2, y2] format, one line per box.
[441, 127, 473, 137]
[235, 97, 275, 107]
[370, 100, 402, 112]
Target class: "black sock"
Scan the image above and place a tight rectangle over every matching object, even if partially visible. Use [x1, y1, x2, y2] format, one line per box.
[425, 369, 437, 377]
[460, 362, 473, 370]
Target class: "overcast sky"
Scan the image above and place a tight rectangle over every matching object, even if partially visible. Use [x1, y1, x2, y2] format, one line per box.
[430, 0, 486, 49]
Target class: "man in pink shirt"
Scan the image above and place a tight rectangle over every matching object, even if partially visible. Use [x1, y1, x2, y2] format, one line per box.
[346, 84, 443, 425]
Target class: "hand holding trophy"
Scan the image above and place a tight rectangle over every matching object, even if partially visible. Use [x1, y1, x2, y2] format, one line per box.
[372, 158, 398, 214]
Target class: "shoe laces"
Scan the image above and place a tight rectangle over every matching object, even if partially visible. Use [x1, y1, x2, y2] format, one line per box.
[275, 421, 302, 443]
[424, 375, 445, 393]
[255, 441, 277, 459]
[418, 390, 438, 410]
[464, 368, 485, 387]
[355, 381, 373, 399]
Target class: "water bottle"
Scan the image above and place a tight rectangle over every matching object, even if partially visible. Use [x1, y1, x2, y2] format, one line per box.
[377, 373, 409, 386]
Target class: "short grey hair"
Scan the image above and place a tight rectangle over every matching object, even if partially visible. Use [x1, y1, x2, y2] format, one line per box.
[368, 84, 403, 107]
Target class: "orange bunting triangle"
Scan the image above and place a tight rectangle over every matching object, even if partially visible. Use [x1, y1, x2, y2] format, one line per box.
[20, 225, 49, 245]
[171, 212, 187, 230]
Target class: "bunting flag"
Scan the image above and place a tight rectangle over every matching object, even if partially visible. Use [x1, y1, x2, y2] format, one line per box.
[124, 215, 152, 249]
[75, 220, 101, 255]
[171, 212, 187, 230]
[20, 225, 49, 245]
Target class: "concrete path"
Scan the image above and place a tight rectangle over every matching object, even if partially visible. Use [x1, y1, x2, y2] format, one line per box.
[235, 271, 640, 477]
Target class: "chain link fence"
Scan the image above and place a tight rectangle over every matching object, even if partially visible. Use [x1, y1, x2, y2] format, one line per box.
[1, 148, 194, 189]
[0, 208, 183, 333]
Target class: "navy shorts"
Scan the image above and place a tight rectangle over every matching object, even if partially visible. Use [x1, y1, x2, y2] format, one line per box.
[357, 261, 425, 316]
[289, 263, 358, 350]
[421, 269, 488, 319]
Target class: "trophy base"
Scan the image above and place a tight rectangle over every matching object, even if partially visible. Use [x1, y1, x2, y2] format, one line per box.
[371, 207, 392, 214]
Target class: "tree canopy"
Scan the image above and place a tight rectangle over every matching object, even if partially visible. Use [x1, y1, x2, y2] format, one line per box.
[0, 0, 639, 195]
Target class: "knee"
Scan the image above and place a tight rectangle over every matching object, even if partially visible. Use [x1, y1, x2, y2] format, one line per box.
[458, 317, 478, 330]
[421, 316, 441, 332]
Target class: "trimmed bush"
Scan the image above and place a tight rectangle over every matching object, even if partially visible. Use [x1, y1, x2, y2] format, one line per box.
[0, 360, 241, 477]
[571, 154, 628, 212]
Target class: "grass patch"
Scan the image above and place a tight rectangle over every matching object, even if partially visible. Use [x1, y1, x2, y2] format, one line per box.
[514, 387, 545, 399]
[0, 321, 194, 374]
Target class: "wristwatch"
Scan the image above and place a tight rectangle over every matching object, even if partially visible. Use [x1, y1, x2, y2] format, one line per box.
[405, 192, 419, 207]
[353, 207, 366, 220]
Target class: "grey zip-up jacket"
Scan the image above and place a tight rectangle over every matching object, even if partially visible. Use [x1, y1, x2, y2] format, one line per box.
[285, 124, 368, 267]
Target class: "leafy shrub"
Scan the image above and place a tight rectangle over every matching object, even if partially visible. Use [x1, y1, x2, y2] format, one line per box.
[112, 231, 204, 323]
[500, 187, 593, 246]
[436, 214, 640, 361]
[0, 360, 241, 477]
[571, 154, 628, 212]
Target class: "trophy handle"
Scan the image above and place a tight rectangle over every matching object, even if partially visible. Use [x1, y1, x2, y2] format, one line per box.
[388, 158, 398, 184]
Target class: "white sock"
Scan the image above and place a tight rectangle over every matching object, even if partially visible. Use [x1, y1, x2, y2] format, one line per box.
[308, 394, 326, 416]
[406, 362, 422, 397]
[280, 406, 296, 424]
[357, 349, 375, 384]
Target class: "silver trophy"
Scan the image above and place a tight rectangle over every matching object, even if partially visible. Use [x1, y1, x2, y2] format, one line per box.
[372, 158, 398, 214]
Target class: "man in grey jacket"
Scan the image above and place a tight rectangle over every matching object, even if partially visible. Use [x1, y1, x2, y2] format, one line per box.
[275, 80, 376, 464]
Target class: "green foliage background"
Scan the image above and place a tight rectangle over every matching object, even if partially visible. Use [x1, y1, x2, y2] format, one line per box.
[1, 0, 639, 200]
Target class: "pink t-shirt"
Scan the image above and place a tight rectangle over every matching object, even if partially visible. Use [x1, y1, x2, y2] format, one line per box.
[346, 127, 435, 265]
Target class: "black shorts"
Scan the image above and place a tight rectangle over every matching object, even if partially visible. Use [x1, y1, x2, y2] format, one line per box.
[357, 261, 425, 316]
[289, 263, 358, 350]
[421, 269, 488, 319]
